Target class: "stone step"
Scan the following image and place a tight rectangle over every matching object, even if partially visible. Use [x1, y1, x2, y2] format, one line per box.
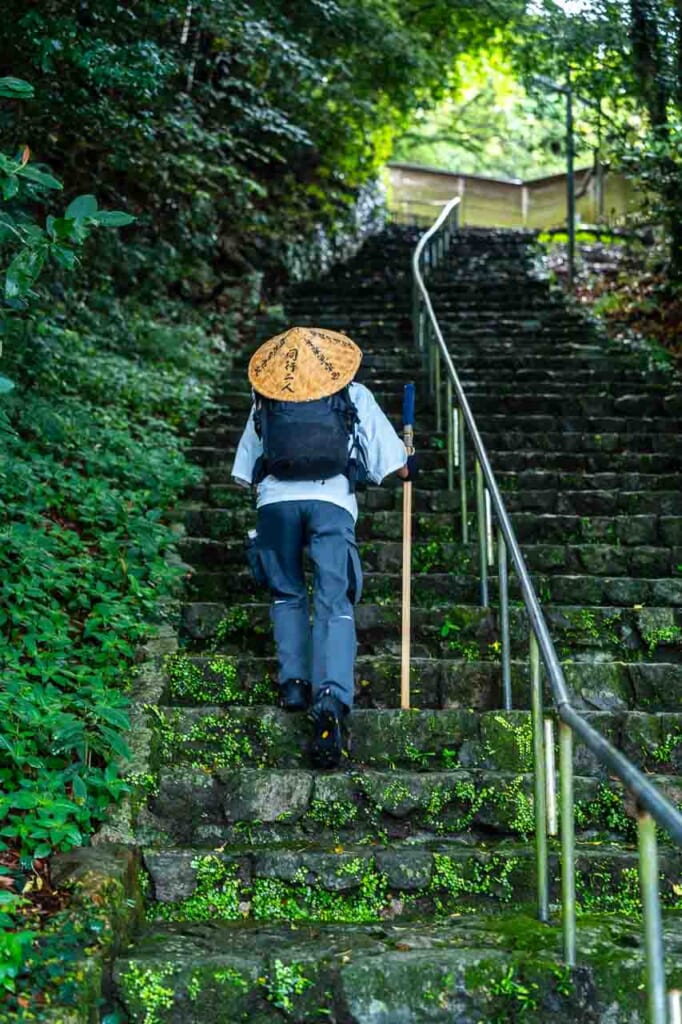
[461, 369, 658, 386]
[147, 763, 681, 847]
[141, 841, 682, 922]
[233, 349, 646, 375]
[179, 600, 682, 661]
[487, 450, 682, 474]
[285, 322, 588, 342]
[203, 405, 680, 436]
[179, 526, 682, 576]
[470, 381, 679, 399]
[186, 472, 682, 514]
[289, 299, 561, 316]
[112, 913, 682, 1023]
[155, 705, 682, 777]
[163, 653, 682, 712]
[438, 352, 645, 369]
[286, 309, 595, 332]
[187, 566, 682, 611]
[496, 470, 681, 490]
[196, 450, 681, 478]
[183, 492, 682, 545]
[482, 432, 682, 454]
[197, 407, 682, 446]
[471, 392, 677, 418]
[180, 499, 679, 540]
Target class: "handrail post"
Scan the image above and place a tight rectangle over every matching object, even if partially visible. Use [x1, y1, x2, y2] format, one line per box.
[545, 718, 558, 836]
[446, 379, 454, 491]
[670, 990, 682, 1024]
[638, 809, 668, 1024]
[498, 529, 512, 710]
[476, 460, 489, 607]
[459, 411, 468, 544]
[530, 632, 549, 923]
[559, 720, 576, 967]
[435, 342, 442, 434]
[485, 488, 494, 566]
[412, 279, 420, 349]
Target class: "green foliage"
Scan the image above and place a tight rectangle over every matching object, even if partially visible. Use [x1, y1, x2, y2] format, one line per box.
[511, 2, 682, 275]
[151, 856, 242, 923]
[429, 853, 519, 911]
[0, 893, 33, 995]
[440, 614, 480, 660]
[0, 77, 135, 394]
[0, 294, 216, 862]
[575, 782, 635, 840]
[641, 623, 682, 655]
[0, 2, 523, 292]
[260, 959, 312, 1014]
[251, 861, 390, 924]
[489, 965, 540, 1016]
[1, 895, 120, 1019]
[576, 865, 642, 916]
[393, 47, 574, 179]
[119, 963, 176, 1024]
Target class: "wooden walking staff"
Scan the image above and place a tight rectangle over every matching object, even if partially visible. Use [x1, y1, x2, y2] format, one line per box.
[401, 382, 415, 709]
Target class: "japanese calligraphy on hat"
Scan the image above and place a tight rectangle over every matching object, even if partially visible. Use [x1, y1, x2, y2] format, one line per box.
[248, 326, 362, 402]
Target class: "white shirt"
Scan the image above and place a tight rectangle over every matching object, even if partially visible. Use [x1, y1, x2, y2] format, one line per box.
[231, 381, 407, 521]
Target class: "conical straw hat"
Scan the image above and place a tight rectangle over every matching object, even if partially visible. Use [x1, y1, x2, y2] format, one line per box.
[248, 326, 362, 402]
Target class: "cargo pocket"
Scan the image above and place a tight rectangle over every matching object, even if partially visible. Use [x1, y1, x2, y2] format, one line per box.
[347, 544, 363, 605]
[245, 533, 268, 588]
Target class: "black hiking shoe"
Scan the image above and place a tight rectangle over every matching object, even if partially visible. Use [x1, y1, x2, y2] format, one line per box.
[279, 678, 311, 712]
[310, 688, 349, 769]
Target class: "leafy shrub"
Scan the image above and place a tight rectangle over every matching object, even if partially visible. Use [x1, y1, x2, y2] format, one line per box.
[0, 294, 219, 863]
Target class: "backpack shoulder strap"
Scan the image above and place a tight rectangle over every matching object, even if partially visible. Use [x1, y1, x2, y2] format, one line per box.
[334, 384, 359, 432]
[253, 393, 273, 447]
[252, 394, 263, 439]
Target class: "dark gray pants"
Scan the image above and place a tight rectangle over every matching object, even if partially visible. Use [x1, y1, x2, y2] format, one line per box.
[256, 500, 362, 710]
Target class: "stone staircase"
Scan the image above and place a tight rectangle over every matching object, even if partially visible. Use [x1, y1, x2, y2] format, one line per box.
[112, 227, 682, 1022]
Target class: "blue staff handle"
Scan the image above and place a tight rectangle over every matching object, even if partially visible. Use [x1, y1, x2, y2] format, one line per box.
[401, 383, 415, 709]
[403, 382, 415, 452]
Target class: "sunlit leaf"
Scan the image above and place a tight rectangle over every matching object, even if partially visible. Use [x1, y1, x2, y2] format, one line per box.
[17, 164, 62, 190]
[0, 77, 34, 100]
[90, 210, 136, 227]
[65, 194, 98, 219]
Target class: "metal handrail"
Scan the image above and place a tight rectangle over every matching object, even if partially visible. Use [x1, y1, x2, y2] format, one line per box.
[412, 196, 682, 1024]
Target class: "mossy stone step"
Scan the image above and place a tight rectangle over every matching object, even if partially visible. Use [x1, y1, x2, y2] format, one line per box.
[184, 491, 682, 539]
[496, 469, 681, 491]
[147, 764, 681, 848]
[186, 566, 682, 610]
[468, 382, 676, 401]
[184, 501, 682, 543]
[200, 409, 679, 439]
[472, 453, 682, 477]
[140, 842, 682, 922]
[163, 652, 682, 713]
[199, 451, 682, 481]
[155, 705, 682, 777]
[481, 432, 682, 455]
[179, 599, 682, 662]
[449, 353, 643, 369]
[112, 913, 682, 1023]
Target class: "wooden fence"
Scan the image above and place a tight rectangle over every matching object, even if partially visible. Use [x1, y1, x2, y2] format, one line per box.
[387, 162, 640, 229]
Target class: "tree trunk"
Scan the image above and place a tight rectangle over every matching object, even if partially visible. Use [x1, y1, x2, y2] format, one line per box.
[630, 0, 669, 131]
[676, 0, 682, 110]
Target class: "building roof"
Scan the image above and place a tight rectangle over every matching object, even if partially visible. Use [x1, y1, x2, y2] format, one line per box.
[387, 161, 592, 187]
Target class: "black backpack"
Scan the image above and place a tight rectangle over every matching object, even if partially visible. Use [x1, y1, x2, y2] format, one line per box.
[252, 387, 367, 491]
